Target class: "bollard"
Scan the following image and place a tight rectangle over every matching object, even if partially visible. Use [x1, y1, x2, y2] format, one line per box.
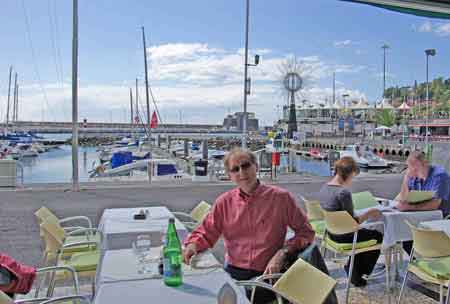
[147, 161, 153, 183]
[184, 139, 189, 158]
[202, 139, 208, 160]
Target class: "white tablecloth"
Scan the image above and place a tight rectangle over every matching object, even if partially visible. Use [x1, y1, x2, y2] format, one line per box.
[98, 206, 188, 250]
[356, 201, 443, 249]
[94, 270, 249, 304]
[96, 248, 222, 285]
[421, 219, 450, 237]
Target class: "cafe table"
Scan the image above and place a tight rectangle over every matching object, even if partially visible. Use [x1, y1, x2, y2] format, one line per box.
[94, 206, 250, 304]
[98, 206, 188, 250]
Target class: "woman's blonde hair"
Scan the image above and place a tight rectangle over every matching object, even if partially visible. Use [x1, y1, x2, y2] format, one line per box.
[334, 156, 359, 182]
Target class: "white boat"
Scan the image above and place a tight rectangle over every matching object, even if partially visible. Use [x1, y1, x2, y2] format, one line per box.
[90, 159, 190, 181]
[339, 145, 389, 168]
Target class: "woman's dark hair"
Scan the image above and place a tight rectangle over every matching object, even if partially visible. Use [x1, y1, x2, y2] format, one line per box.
[334, 156, 359, 182]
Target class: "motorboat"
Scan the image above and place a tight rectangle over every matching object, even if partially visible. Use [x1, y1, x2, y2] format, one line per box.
[90, 158, 190, 181]
[308, 148, 328, 161]
[339, 145, 389, 168]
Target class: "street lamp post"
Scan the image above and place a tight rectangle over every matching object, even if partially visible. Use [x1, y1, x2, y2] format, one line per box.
[381, 44, 389, 101]
[342, 94, 349, 144]
[425, 49, 436, 146]
[241, 0, 259, 150]
[242, 0, 250, 150]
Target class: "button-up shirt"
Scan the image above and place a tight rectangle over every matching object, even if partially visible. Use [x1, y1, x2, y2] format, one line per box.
[408, 165, 450, 216]
[184, 184, 315, 272]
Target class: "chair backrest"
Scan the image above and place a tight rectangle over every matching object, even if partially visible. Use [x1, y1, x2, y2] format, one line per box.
[35, 206, 59, 225]
[190, 201, 211, 223]
[40, 221, 65, 262]
[323, 211, 359, 235]
[304, 200, 324, 221]
[0, 291, 12, 304]
[273, 258, 336, 304]
[406, 221, 450, 258]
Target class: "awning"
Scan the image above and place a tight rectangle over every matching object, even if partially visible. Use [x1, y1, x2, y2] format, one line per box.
[340, 0, 450, 19]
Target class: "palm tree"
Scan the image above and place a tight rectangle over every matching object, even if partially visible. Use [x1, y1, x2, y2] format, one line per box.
[375, 109, 396, 128]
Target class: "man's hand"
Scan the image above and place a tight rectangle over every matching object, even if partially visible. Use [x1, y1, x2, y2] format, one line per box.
[263, 250, 287, 275]
[395, 200, 411, 211]
[367, 208, 382, 220]
[182, 243, 197, 265]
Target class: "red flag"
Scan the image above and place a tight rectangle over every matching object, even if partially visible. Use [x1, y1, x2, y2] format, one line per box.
[150, 111, 158, 129]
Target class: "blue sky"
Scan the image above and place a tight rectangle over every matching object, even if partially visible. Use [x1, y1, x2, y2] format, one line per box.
[1, 0, 449, 125]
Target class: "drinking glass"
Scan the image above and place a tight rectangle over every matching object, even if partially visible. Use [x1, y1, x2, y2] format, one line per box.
[132, 235, 153, 274]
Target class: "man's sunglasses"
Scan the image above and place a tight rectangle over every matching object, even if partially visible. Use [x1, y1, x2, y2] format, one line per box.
[229, 161, 253, 173]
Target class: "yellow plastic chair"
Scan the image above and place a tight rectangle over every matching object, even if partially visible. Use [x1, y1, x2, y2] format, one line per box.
[35, 207, 93, 232]
[397, 222, 450, 304]
[302, 197, 325, 240]
[236, 258, 336, 304]
[322, 210, 383, 304]
[173, 201, 211, 230]
[39, 220, 100, 289]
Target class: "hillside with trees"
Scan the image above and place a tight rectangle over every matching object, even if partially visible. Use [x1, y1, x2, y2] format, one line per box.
[384, 77, 450, 113]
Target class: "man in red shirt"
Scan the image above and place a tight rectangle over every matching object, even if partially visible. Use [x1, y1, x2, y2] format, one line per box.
[183, 149, 334, 303]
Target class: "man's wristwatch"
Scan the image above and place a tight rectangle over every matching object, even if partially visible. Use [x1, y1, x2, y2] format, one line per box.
[279, 247, 289, 256]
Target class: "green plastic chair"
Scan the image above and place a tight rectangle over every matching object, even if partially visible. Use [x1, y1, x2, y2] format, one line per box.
[35, 206, 93, 232]
[1, 266, 80, 304]
[37, 211, 101, 264]
[236, 258, 336, 304]
[301, 196, 325, 240]
[39, 220, 100, 288]
[398, 221, 450, 304]
[173, 201, 211, 230]
[322, 210, 383, 304]
[0, 291, 12, 304]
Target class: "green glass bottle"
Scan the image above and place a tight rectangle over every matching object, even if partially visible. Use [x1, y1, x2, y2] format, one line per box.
[163, 218, 183, 286]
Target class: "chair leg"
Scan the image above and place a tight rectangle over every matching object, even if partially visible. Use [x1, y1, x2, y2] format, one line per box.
[440, 285, 444, 304]
[346, 254, 355, 304]
[397, 269, 409, 304]
[385, 247, 391, 291]
[445, 284, 450, 304]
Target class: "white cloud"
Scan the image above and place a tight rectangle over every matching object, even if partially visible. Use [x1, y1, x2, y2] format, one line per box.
[333, 40, 353, 48]
[416, 21, 450, 36]
[4, 43, 371, 125]
[435, 23, 450, 36]
[418, 21, 433, 33]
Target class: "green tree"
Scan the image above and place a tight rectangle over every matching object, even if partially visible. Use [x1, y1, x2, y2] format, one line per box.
[375, 109, 396, 128]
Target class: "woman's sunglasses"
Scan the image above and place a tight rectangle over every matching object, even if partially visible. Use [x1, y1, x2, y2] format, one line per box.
[229, 160, 253, 173]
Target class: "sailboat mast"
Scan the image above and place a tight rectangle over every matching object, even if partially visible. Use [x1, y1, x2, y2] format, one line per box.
[5, 66, 13, 134]
[13, 73, 18, 122]
[135, 78, 139, 122]
[141, 26, 151, 145]
[130, 88, 134, 125]
[14, 84, 19, 122]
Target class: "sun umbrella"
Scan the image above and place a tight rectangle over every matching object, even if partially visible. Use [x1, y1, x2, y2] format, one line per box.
[340, 0, 450, 19]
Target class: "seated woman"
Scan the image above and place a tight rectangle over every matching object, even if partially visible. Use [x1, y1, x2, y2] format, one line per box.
[318, 157, 383, 287]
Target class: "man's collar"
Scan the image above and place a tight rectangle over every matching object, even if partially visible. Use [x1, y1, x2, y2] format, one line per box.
[239, 180, 261, 198]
